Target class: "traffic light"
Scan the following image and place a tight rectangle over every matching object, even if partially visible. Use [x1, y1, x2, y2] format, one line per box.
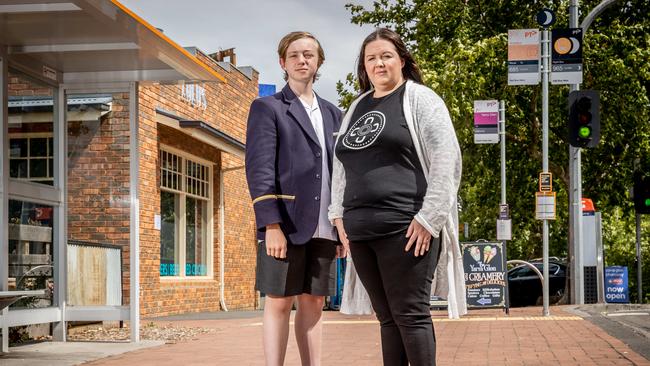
[634, 174, 650, 215]
[568, 90, 600, 148]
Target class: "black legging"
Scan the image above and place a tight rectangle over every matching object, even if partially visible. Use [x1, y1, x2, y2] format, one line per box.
[350, 230, 440, 366]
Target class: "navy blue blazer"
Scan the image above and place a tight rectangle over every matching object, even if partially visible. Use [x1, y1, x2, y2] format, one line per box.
[245, 84, 342, 245]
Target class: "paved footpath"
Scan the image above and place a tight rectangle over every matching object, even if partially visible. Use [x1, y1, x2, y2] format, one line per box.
[79, 305, 650, 366]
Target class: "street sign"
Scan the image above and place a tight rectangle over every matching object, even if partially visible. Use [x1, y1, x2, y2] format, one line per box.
[551, 28, 583, 84]
[508, 29, 540, 86]
[496, 219, 512, 241]
[539, 172, 552, 192]
[536, 8, 556, 28]
[462, 242, 507, 309]
[474, 100, 499, 144]
[605, 266, 629, 303]
[535, 192, 556, 220]
[499, 204, 510, 220]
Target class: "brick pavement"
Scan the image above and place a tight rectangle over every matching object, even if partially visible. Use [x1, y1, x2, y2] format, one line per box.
[84, 306, 650, 366]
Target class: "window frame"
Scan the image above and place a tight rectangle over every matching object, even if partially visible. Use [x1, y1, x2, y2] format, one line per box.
[8, 133, 55, 184]
[159, 144, 213, 280]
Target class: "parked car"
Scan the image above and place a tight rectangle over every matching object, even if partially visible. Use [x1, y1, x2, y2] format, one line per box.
[507, 261, 567, 307]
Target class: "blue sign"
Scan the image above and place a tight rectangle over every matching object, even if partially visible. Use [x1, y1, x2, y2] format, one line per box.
[258, 84, 276, 98]
[605, 266, 629, 303]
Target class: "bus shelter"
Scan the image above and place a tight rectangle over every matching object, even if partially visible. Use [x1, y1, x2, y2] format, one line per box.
[0, 0, 224, 352]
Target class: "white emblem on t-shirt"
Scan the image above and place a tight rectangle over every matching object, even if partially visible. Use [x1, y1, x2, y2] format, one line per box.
[341, 111, 385, 150]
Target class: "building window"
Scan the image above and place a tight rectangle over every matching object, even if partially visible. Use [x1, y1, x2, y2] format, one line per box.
[9, 135, 54, 185]
[160, 148, 211, 277]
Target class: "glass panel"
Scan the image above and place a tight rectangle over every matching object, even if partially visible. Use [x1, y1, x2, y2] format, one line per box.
[9, 139, 27, 157]
[8, 200, 54, 309]
[30, 138, 48, 157]
[8, 70, 55, 186]
[10, 160, 27, 178]
[67, 93, 130, 306]
[160, 191, 179, 276]
[30, 159, 48, 178]
[185, 197, 207, 276]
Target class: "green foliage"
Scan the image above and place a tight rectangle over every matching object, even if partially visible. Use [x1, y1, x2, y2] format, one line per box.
[341, 0, 650, 300]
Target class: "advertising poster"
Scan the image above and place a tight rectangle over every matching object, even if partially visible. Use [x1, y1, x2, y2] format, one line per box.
[508, 29, 540, 85]
[605, 266, 629, 303]
[462, 242, 507, 308]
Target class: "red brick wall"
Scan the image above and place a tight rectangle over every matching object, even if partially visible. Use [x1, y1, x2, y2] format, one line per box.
[138, 52, 259, 317]
[7, 71, 52, 97]
[66, 93, 132, 303]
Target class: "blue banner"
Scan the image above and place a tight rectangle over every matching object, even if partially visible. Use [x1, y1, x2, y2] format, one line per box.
[605, 266, 629, 303]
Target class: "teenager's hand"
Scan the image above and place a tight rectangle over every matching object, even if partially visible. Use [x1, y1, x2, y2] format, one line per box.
[333, 218, 350, 256]
[405, 219, 432, 257]
[265, 223, 287, 259]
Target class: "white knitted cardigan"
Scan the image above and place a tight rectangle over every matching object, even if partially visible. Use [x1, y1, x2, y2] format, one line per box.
[328, 80, 468, 319]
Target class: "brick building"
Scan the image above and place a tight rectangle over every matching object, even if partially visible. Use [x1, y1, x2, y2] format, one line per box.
[1, 0, 259, 349]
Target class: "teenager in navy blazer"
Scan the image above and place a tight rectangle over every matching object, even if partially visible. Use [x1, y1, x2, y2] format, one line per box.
[245, 31, 343, 366]
[246, 84, 342, 245]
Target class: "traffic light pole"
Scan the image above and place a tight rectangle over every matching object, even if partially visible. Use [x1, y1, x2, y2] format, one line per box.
[569, 0, 585, 306]
[568, 0, 620, 306]
[541, 27, 550, 317]
[636, 214, 642, 302]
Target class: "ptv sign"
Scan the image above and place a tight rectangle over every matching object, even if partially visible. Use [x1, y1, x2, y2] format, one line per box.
[551, 28, 583, 84]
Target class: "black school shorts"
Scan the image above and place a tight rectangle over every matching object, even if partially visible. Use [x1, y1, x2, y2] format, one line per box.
[255, 238, 337, 297]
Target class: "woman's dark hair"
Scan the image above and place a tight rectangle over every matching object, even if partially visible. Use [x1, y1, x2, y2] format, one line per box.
[356, 28, 423, 92]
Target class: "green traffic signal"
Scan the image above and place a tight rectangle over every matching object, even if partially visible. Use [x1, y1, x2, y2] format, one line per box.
[645, 198, 650, 207]
[568, 90, 600, 148]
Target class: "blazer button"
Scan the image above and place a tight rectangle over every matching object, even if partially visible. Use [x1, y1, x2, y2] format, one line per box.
[316, 173, 321, 179]
[314, 196, 320, 201]
[315, 152, 321, 157]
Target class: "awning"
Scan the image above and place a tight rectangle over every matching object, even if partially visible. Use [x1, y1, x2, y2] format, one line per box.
[156, 108, 245, 159]
[0, 0, 225, 84]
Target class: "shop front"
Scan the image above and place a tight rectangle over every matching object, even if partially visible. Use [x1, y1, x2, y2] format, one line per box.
[1, 0, 258, 352]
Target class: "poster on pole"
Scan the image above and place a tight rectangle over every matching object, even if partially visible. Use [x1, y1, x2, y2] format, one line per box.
[474, 100, 499, 144]
[496, 219, 512, 241]
[508, 29, 540, 85]
[462, 242, 507, 308]
[551, 28, 583, 84]
[535, 192, 557, 220]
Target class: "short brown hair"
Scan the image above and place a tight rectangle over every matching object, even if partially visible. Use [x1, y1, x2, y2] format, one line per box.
[277, 31, 325, 82]
[356, 28, 423, 92]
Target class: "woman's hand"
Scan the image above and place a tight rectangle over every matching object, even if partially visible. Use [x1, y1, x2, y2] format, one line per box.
[334, 218, 350, 256]
[405, 219, 432, 257]
[265, 223, 287, 259]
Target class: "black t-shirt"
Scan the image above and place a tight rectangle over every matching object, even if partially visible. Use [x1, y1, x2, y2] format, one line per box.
[335, 82, 427, 241]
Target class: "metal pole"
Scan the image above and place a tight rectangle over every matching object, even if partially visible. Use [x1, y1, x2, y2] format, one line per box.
[595, 212, 604, 303]
[542, 28, 550, 316]
[499, 100, 510, 314]
[569, 0, 585, 306]
[581, 0, 621, 32]
[129, 81, 140, 342]
[0, 45, 9, 354]
[636, 214, 643, 303]
[500, 100, 506, 205]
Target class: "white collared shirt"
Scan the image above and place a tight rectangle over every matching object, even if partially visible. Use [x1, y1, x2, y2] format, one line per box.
[299, 93, 336, 241]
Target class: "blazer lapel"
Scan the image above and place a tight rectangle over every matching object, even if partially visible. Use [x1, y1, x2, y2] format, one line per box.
[283, 85, 320, 146]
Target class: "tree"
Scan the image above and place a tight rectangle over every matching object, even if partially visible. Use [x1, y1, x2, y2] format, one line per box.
[339, 0, 650, 301]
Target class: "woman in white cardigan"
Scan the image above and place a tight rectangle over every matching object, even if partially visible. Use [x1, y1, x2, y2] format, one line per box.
[329, 28, 466, 365]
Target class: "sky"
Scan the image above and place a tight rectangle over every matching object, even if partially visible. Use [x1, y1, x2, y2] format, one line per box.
[120, 0, 377, 104]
